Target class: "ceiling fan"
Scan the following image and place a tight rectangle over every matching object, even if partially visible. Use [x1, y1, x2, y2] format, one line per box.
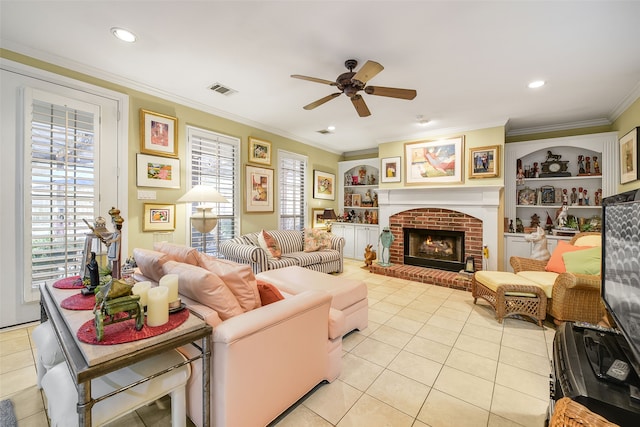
[291, 59, 417, 117]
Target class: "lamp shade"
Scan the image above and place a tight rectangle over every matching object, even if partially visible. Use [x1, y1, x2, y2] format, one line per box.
[177, 185, 229, 204]
[322, 209, 337, 220]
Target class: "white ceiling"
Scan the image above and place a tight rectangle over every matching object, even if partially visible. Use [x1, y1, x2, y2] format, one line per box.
[2, 1, 640, 155]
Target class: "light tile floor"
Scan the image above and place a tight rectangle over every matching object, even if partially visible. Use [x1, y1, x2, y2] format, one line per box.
[0, 259, 555, 426]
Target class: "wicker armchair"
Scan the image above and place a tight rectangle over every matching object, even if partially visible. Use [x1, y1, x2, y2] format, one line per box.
[549, 397, 619, 427]
[510, 232, 605, 324]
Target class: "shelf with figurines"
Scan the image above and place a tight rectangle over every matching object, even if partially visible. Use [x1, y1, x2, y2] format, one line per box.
[516, 185, 602, 209]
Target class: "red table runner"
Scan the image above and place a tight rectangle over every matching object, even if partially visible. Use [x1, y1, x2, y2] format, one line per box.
[60, 293, 96, 311]
[76, 308, 189, 345]
[53, 276, 84, 289]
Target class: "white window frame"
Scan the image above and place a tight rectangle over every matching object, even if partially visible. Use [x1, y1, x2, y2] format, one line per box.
[278, 150, 308, 230]
[184, 126, 240, 255]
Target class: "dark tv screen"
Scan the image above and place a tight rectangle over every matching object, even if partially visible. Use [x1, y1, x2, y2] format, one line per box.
[601, 188, 640, 374]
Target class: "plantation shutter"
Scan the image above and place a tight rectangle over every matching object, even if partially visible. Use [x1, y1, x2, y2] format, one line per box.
[186, 126, 239, 255]
[26, 91, 100, 288]
[279, 151, 307, 230]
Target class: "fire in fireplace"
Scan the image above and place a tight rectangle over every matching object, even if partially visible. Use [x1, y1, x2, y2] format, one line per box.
[404, 228, 465, 272]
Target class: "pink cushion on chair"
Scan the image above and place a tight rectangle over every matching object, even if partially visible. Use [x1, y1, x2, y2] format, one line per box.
[545, 241, 594, 273]
[153, 242, 199, 265]
[133, 248, 170, 283]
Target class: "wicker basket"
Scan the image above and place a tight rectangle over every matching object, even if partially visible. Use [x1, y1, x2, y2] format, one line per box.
[549, 397, 620, 427]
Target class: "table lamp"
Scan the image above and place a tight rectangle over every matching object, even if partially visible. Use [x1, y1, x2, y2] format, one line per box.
[322, 208, 338, 232]
[177, 185, 229, 252]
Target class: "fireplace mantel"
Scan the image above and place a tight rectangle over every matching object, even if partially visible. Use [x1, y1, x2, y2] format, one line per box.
[377, 186, 503, 270]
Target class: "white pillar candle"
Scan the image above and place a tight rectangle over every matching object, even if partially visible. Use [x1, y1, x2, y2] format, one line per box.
[146, 286, 169, 327]
[132, 281, 151, 307]
[159, 274, 179, 303]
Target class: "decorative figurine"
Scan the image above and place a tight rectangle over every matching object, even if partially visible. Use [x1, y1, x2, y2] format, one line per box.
[562, 188, 569, 205]
[571, 187, 578, 205]
[530, 213, 541, 229]
[593, 157, 600, 175]
[82, 252, 100, 296]
[363, 244, 377, 268]
[516, 159, 525, 185]
[508, 219, 515, 233]
[93, 279, 143, 342]
[585, 157, 591, 175]
[532, 162, 539, 178]
[556, 205, 569, 228]
[578, 155, 585, 174]
[524, 226, 550, 261]
[595, 188, 602, 206]
[583, 189, 589, 206]
[378, 227, 395, 266]
[515, 217, 525, 233]
[578, 187, 584, 206]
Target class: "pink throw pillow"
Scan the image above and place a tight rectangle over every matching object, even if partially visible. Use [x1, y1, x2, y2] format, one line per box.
[258, 230, 281, 259]
[153, 242, 199, 265]
[133, 248, 170, 282]
[197, 253, 261, 311]
[304, 228, 332, 252]
[257, 280, 285, 305]
[162, 261, 243, 321]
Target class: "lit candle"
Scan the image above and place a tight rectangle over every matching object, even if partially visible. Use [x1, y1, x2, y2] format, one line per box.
[159, 274, 179, 303]
[146, 286, 169, 327]
[132, 281, 151, 307]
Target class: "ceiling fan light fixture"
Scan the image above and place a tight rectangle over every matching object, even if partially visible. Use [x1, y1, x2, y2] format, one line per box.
[111, 27, 136, 43]
[528, 80, 545, 89]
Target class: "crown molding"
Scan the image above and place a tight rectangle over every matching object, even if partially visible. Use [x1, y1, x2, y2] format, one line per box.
[506, 118, 612, 137]
[610, 80, 640, 122]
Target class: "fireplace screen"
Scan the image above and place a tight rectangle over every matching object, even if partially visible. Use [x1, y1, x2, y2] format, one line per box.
[404, 228, 465, 272]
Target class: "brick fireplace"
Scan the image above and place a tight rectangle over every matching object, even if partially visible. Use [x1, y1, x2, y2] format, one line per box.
[371, 186, 502, 291]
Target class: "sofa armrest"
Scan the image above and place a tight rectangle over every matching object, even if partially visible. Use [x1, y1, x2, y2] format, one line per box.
[180, 294, 223, 328]
[219, 240, 269, 274]
[554, 272, 601, 291]
[330, 234, 345, 252]
[510, 256, 547, 273]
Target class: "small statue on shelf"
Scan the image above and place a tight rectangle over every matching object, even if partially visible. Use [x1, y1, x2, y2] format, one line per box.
[532, 162, 539, 178]
[578, 155, 585, 174]
[585, 157, 591, 175]
[583, 189, 589, 206]
[562, 188, 569, 205]
[530, 213, 541, 229]
[571, 187, 578, 205]
[594, 188, 602, 206]
[516, 159, 525, 185]
[578, 187, 584, 206]
[515, 218, 525, 233]
[593, 156, 600, 175]
[508, 219, 515, 233]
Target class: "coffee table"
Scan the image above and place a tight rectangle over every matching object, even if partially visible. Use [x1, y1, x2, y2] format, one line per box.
[40, 282, 212, 426]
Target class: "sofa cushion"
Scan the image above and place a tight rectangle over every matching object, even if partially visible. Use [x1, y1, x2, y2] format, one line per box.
[153, 242, 199, 265]
[514, 271, 557, 298]
[304, 228, 332, 252]
[256, 280, 285, 305]
[197, 253, 261, 311]
[162, 261, 243, 321]
[573, 234, 601, 247]
[258, 230, 281, 259]
[562, 246, 601, 275]
[133, 248, 170, 283]
[266, 257, 299, 270]
[545, 241, 595, 273]
[475, 270, 545, 297]
[282, 251, 323, 268]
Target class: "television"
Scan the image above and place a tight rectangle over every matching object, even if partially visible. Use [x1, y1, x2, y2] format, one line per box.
[601, 188, 640, 378]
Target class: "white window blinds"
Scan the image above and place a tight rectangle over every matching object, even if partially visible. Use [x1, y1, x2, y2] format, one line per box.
[279, 151, 307, 230]
[26, 92, 100, 287]
[186, 126, 239, 255]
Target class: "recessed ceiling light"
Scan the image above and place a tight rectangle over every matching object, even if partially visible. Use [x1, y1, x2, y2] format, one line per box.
[327, 125, 336, 132]
[416, 115, 430, 126]
[111, 27, 137, 43]
[528, 80, 545, 89]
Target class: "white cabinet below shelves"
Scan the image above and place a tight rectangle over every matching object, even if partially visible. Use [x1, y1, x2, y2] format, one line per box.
[331, 223, 379, 260]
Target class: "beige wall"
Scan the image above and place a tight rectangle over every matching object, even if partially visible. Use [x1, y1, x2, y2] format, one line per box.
[1, 49, 341, 251]
[612, 97, 640, 194]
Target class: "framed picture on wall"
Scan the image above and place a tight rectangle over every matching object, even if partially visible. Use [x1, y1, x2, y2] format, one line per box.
[381, 156, 401, 183]
[143, 203, 176, 231]
[248, 137, 272, 166]
[469, 145, 500, 179]
[405, 136, 464, 184]
[312, 208, 327, 229]
[620, 126, 639, 184]
[140, 109, 178, 158]
[245, 165, 274, 212]
[313, 170, 336, 200]
[136, 154, 180, 188]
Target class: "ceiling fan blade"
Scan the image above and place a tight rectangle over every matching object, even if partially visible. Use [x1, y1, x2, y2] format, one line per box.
[364, 86, 417, 100]
[303, 93, 341, 110]
[291, 74, 336, 86]
[351, 94, 371, 117]
[352, 60, 384, 84]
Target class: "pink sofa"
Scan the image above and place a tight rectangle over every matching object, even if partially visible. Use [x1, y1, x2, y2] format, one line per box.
[133, 243, 340, 427]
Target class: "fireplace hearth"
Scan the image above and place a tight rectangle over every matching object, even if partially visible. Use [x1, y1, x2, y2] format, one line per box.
[404, 228, 465, 272]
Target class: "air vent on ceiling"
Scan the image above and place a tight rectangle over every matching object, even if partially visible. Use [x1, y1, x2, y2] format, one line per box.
[316, 129, 333, 135]
[209, 83, 237, 96]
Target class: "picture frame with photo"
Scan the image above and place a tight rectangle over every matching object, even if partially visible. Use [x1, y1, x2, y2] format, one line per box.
[351, 194, 362, 207]
[143, 203, 176, 231]
[248, 137, 272, 166]
[312, 208, 327, 229]
[245, 165, 274, 212]
[405, 136, 464, 184]
[620, 126, 639, 184]
[140, 109, 178, 158]
[381, 156, 401, 183]
[136, 153, 180, 188]
[469, 145, 500, 179]
[313, 170, 336, 200]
